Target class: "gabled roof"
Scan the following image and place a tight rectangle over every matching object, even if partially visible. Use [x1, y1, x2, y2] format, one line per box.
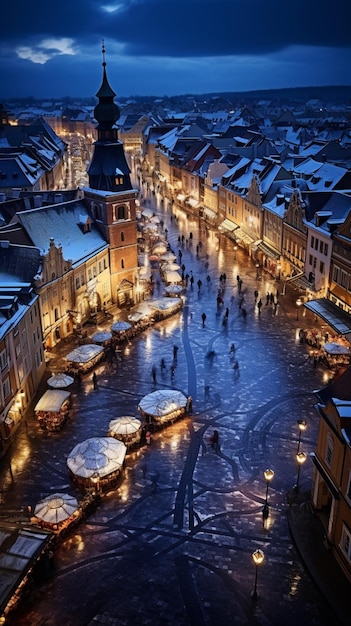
[17, 200, 108, 265]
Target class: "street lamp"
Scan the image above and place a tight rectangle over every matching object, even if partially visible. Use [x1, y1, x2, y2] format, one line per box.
[262, 469, 274, 525]
[296, 297, 303, 320]
[251, 549, 265, 601]
[296, 419, 307, 454]
[294, 451, 307, 492]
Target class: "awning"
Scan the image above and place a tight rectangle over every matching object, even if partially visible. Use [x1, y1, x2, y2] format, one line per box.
[310, 452, 339, 499]
[187, 197, 199, 208]
[218, 219, 238, 233]
[234, 227, 255, 246]
[304, 298, 351, 337]
[35, 389, 70, 413]
[203, 207, 217, 220]
[286, 274, 315, 291]
[257, 242, 280, 259]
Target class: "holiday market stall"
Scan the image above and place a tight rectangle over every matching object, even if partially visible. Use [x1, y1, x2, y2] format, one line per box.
[34, 389, 71, 431]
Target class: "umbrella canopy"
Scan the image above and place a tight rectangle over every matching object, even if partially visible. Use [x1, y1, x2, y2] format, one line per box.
[47, 373, 74, 388]
[165, 285, 183, 295]
[67, 437, 126, 479]
[109, 416, 142, 436]
[92, 330, 112, 344]
[162, 262, 180, 271]
[35, 389, 71, 413]
[159, 253, 177, 263]
[66, 344, 104, 364]
[152, 243, 167, 255]
[149, 298, 181, 311]
[34, 493, 79, 525]
[164, 270, 182, 284]
[324, 342, 350, 355]
[142, 222, 158, 232]
[111, 321, 132, 333]
[141, 208, 154, 218]
[139, 389, 188, 417]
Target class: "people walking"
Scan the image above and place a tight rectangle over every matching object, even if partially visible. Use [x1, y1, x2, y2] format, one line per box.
[201, 312, 207, 327]
[92, 372, 98, 390]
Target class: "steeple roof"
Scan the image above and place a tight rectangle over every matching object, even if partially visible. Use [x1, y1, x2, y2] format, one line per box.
[93, 41, 120, 130]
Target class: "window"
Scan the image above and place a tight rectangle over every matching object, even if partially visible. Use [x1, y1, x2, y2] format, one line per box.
[320, 261, 324, 273]
[98, 262, 102, 273]
[0, 349, 7, 371]
[340, 525, 351, 563]
[314, 238, 318, 251]
[309, 254, 313, 266]
[347, 471, 351, 502]
[121, 231, 125, 242]
[2, 377, 10, 400]
[324, 243, 328, 255]
[75, 277, 80, 290]
[121, 259, 125, 269]
[311, 236, 314, 248]
[319, 240, 324, 253]
[93, 267, 97, 278]
[88, 269, 92, 281]
[325, 433, 334, 468]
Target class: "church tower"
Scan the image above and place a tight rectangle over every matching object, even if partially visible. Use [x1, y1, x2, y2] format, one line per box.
[85, 43, 139, 308]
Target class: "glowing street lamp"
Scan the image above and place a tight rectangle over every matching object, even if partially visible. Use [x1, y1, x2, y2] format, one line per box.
[296, 297, 303, 320]
[251, 549, 265, 601]
[262, 469, 274, 525]
[296, 420, 307, 454]
[294, 451, 307, 492]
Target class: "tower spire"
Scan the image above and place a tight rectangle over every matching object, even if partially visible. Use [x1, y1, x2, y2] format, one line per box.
[93, 41, 120, 132]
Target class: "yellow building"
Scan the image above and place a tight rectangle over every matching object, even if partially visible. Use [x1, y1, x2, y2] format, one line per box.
[312, 377, 351, 582]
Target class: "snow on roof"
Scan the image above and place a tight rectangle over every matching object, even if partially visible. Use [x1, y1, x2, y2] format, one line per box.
[18, 200, 108, 263]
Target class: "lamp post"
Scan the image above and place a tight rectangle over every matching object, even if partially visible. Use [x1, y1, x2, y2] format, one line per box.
[262, 469, 274, 525]
[296, 419, 307, 454]
[251, 549, 265, 601]
[294, 451, 307, 492]
[296, 297, 303, 320]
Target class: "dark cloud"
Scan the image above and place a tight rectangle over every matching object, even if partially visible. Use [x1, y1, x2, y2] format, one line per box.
[1, 0, 350, 57]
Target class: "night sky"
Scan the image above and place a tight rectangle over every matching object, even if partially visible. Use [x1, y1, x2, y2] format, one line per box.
[1, 0, 350, 100]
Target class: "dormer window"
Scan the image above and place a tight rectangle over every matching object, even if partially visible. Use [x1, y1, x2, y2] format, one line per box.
[115, 176, 123, 186]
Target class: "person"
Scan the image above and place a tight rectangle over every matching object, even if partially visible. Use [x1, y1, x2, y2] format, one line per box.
[173, 345, 179, 359]
[92, 372, 98, 390]
[210, 430, 220, 452]
[229, 343, 236, 354]
[201, 312, 207, 327]
[151, 365, 157, 384]
[160, 358, 167, 371]
[204, 384, 210, 401]
[233, 360, 240, 375]
[257, 299, 262, 316]
[197, 279, 202, 291]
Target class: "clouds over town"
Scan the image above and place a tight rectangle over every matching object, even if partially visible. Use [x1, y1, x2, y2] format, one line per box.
[1, 0, 350, 98]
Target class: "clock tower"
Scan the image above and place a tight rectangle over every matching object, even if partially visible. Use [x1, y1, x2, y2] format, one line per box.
[85, 43, 139, 308]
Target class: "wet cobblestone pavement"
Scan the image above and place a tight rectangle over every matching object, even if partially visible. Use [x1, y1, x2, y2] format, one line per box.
[1, 192, 349, 625]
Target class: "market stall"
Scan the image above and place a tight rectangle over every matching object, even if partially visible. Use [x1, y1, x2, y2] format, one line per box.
[32, 493, 81, 533]
[148, 297, 183, 321]
[108, 416, 142, 450]
[67, 436, 127, 492]
[91, 330, 112, 346]
[138, 389, 190, 427]
[34, 389, 71, 431]
[65, 343, 104, 374]
[47, 372, 74, 388]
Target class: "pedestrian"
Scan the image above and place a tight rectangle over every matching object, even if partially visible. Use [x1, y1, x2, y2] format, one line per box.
[241, 307, 247, 320]
[201, 312, 207, 327]
[254, 290, 259, 302]
[210, 430, 220, 452]
[173, 345, 179, 359]
[92, 372, 98, 390]
[266, 293, 270, 305]
[151, 365, 157, 384]
[204, 384, 210, 401]
[257, 299, 262, 316]
[206, 274, 211, 284]
[229, 343, 236, 354]
[233, 360, 240, 375]
[224, 307, 229, 319]
[190, 275, 194, 287]
[160, 358, 167, 372]
[197, 279, 202, 291]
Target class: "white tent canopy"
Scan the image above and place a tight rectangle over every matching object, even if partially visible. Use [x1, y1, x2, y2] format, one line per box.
[138, 389, 188, 417]
[35, 389, 71, 413]
[109, 416, 142, 436]
[111, 321, 132, 333]
[34, 493, 79, 524]
[47, 373, 74, 388]
[92, 330, 112, 344]
[67, 437, 126, 479]
[66, 344, 103, 364]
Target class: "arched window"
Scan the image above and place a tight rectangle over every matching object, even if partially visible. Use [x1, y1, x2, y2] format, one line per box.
[118, 205, 125, 220]
[121, 259, 125, 269]
[121, 231, 125, 242]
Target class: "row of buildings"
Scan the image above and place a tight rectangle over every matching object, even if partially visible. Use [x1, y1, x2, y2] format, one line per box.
[1, 58, 351, 583]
